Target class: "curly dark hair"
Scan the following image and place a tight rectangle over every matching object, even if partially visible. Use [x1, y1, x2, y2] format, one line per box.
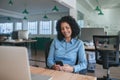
[56, 16, 80, 41]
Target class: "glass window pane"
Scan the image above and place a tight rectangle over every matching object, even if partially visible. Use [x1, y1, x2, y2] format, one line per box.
[77, 20, 84, 28]
[39, 21, 52, 35]
[28, 21, 37, 35]
[0, 23, 13, 34]
[15, 22, 22, 30]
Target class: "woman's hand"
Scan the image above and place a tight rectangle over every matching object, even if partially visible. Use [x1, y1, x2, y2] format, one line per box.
[52, 64, 61, 71]
[62, 64, 74, 73]
[52, 64, 74, 73]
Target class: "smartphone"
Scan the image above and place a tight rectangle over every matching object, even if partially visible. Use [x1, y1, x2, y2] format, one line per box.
[55, 61, 63, 66]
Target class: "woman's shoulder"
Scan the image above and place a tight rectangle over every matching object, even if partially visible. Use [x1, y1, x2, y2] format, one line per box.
[72, 38, 84, 46]
[52, 37, 61, 43]
[73, 38, 83, 43]
[53, 37, 58, 41]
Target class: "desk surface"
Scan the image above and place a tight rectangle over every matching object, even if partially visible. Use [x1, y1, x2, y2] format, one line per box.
[84, 45, 120, 51]
[85, 45, 95, 51]
[31, 67, 96, 80]
[0, 39, 37, 44]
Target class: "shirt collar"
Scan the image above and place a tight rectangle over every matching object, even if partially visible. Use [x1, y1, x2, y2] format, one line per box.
[62, 38, 74, 44]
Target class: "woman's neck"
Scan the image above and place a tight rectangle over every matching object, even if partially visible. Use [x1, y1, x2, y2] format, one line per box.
[65, 37, 71, 42]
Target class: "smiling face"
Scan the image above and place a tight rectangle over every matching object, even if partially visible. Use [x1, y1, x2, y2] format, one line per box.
[61, 22, 72, 41]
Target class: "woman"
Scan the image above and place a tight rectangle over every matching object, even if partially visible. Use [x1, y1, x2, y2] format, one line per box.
[47, 16, 87, 74]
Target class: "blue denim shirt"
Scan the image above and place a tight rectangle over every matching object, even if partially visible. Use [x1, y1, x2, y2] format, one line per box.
[47, 38, 87, 72]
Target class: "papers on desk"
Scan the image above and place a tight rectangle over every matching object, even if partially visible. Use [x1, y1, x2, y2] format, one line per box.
[5, 39, 15, 42]
[31, 74, 52, 80]
[84, 41, 94, 46]
[5, 39, 23, 42]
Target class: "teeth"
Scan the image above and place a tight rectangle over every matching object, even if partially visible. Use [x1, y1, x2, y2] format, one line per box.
[65, 32, 69, 34]
[65, 33, 68, 35]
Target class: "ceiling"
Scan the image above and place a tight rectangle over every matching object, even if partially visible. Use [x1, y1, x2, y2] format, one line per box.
[97, 0, 120, 9]
[77, 0, 120, 11]
[0, 0, 69, 16]
[90, 0, 120, 9]
[1, 0, 120, 18]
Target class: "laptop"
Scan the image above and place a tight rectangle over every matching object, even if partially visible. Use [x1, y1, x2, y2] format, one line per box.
[0, 46, 52, 80]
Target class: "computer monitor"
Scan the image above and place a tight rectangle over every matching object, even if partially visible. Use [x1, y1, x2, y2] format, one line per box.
[18, 30, 29, 40]
[11, 31, 18, 39]
[11, 30, 29, 40]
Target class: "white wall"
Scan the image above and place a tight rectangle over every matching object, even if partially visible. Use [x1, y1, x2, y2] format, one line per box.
[56, 0, 77, 19]
[84, 8, 120, 35]
[76, 0, 120, 35]
[56, 0, 76, 9]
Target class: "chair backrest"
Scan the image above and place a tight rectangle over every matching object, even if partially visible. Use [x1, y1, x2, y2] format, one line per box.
[93, 35, 119, 69]
[45, 40, 53, 68]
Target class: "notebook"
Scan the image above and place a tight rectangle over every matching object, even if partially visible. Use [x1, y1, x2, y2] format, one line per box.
[0, 46, 52, 80]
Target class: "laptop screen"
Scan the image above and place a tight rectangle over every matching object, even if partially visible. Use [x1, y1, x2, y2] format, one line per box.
[0, 46, 31, 80]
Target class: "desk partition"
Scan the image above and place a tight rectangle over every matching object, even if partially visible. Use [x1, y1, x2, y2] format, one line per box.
[80, 28, 104, 42]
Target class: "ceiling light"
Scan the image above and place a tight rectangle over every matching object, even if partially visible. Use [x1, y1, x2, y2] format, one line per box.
[23, 16, 27, 20]
[95, 0, 104, 15]
[95, 6, 100, 12]
[22, 9, 29, 14]
[52, 6, 59, 12]
[43, 14, 48, 19]
[8, 0, 13, 6]
[7, 17, 11, 21]
[98, 10, 104, 15]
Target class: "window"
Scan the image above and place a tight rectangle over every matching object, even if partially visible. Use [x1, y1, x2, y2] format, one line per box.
[39, 21, 52, 35]
[53, 20, 57, 35]
[0, 23, 13, 34]
[15, 22, 22, 30]
[28, 21, 37, 34]
[77, 20, 84, 28]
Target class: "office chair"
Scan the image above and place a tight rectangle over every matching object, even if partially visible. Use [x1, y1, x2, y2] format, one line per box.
[45, 40, 53, 68]
[93, 35, 120, 80]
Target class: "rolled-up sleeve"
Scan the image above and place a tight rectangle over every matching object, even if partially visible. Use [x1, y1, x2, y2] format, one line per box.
[73, 41, 87, 72]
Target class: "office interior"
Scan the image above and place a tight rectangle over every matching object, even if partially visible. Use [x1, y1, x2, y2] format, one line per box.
[0, 0, 120, 80]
